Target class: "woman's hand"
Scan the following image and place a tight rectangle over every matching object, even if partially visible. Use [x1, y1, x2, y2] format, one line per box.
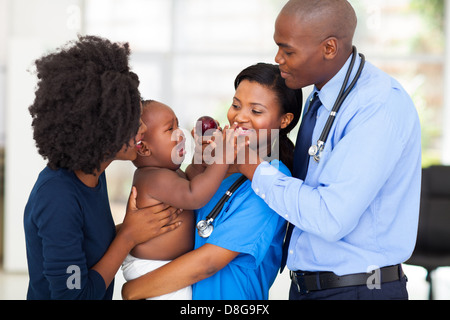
[92, 187, 181, 289]
[117, 186, 182, 248]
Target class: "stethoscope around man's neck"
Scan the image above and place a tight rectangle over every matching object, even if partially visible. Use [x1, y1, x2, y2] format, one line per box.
[196, 48, 365, 238]
[308, 46, 365, 163]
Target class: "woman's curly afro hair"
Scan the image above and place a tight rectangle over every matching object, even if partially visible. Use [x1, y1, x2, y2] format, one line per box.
[29, 35, 141, 174]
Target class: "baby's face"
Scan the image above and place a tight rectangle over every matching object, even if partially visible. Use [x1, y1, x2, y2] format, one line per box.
[141, 102, 185, 169]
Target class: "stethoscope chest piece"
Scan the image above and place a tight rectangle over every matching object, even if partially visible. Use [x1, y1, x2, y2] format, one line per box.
[308, 145, 319, 157]
[196, 219, 214, 238]
[308, 141, 325, 163]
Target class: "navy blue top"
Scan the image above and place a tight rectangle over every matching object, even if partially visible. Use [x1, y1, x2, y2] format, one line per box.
[24, 167, 116, 300]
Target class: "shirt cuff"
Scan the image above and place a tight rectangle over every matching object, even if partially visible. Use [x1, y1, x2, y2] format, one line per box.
[87, 269, 108, 299]
[251, 161, 286, 200]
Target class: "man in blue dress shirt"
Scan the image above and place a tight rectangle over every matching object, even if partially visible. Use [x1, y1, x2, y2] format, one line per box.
[238, 0, 421, 300]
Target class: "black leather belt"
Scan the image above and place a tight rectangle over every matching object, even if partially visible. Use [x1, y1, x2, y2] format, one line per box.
[290, 264, 405, 294]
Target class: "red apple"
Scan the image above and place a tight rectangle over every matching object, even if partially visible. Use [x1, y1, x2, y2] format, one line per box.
[197, 116, 218, 135]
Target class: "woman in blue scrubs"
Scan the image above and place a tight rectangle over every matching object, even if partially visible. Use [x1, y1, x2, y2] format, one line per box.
[122, 63, 302, 300]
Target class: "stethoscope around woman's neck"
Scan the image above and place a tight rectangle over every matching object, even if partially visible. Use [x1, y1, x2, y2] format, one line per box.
[196, 175, 247, 238]
[308, 46, 365, 163]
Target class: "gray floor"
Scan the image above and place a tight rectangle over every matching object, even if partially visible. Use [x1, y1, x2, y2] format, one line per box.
[1, 264, 449, 300]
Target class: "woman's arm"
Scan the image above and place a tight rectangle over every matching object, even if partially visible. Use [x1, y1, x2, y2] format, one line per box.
[92, 187, 182, 289]
[122, 243, 239, 300]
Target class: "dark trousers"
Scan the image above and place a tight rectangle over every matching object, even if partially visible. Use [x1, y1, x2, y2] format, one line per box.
[289, 276, 408, 300]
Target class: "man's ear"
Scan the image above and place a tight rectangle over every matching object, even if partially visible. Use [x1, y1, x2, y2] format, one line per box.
[322, 37, 338, 61]
[137, 141, 151, 157]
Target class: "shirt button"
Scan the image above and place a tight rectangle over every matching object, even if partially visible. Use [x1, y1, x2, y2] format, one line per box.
[289, 250, 294, 255]
[255, 188, 259, 193]
[261, 194, 266, 199]
[285, 214, 289, 219]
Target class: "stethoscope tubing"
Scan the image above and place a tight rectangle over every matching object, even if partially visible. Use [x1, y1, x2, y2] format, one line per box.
[197, 175, 247, 238]
[206, 175, 247, 222]
[313, 46, 366, 161]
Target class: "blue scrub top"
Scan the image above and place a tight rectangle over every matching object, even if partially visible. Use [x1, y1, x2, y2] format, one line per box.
[192, 160, 289, 300]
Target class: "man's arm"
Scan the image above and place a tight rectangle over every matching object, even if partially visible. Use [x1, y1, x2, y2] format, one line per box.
[244, 105, 412, 242]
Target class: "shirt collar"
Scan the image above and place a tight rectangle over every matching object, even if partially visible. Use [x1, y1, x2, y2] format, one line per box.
[314, 52, 362, 112]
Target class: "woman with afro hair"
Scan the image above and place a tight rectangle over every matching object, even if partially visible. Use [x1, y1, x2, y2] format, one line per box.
[24, 35, 181, 300]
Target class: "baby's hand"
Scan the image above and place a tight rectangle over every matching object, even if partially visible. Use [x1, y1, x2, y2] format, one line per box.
[191, 121, 219, 166]
[207, 122, 249, 165]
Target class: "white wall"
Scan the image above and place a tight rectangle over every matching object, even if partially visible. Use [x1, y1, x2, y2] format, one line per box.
[4, 0, 82, 271]
[2, 0, 286, 273]
[0, 0, 9, 146]
[3, 0, 450, 274]
[443, 0, 450, 165]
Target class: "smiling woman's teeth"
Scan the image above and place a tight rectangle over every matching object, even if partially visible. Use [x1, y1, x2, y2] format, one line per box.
[237, 127, 252, 136]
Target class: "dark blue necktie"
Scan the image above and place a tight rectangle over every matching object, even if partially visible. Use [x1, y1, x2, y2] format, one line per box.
[292, 93, 322, 180]
[280, 93, 322, 272]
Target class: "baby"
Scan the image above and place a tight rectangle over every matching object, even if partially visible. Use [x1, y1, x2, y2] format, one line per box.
[121, 100, 234, 299]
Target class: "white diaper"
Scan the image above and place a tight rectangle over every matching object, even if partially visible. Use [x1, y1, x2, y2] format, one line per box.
[121, 254, 192, 300]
